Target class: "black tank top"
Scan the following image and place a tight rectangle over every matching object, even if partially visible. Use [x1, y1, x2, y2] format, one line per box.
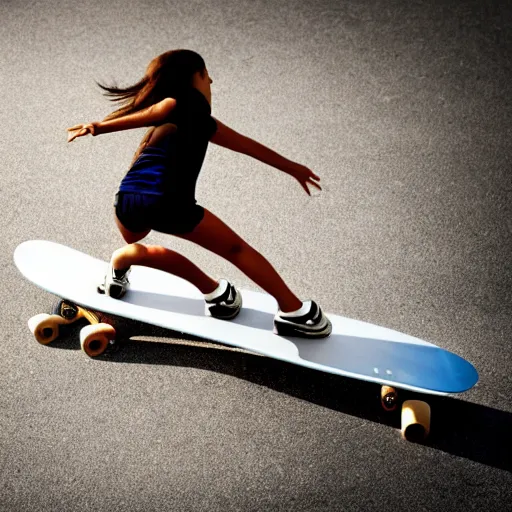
[119, 88, 218, 204]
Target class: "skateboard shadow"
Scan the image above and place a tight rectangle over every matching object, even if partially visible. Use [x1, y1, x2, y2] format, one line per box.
[46, 316, 511, 472]
[99, 319, 511, 473]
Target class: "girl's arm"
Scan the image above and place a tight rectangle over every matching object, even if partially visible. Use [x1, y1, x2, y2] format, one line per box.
[67, 98, 176, 142]
[210, 117, 294, 173]
[210, 117, 322, 196]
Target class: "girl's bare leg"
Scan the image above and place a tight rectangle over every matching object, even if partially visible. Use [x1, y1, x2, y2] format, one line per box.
[176, 209, 302, 313]
[112, 208, 302, 312]
[112, 214, 219, 295]
[111, 243, 219, 295]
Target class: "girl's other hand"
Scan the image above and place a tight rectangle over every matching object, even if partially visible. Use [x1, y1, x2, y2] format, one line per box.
[285, 162, 322, 196]
[67, 123, 95, 143]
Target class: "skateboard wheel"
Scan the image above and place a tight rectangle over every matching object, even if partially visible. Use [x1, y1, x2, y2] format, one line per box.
[28, 314, 64, 345]
[401, 400, 431, 442]
[381, 385, 398, 412]
[80, 323, 116, 357]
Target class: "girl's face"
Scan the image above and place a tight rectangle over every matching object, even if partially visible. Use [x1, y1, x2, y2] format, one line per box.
[192, 68, 213, 106]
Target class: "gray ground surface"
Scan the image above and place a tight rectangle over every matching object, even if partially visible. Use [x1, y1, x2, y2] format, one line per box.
[1, 0, 511, 510]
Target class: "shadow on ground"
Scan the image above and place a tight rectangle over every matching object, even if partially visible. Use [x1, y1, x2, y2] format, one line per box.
[46, 315, 511, 472]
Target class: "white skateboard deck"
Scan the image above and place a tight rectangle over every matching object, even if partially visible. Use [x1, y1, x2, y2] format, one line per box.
[14, 240, 478, 396]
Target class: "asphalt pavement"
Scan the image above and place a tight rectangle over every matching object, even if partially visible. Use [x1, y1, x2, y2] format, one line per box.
[1, 0, 511, 510]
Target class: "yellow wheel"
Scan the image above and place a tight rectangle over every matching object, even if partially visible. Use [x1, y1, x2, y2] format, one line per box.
[80, 323, 116, 357]
[401, 400, 431, 442]
[28, 314, 64, 345]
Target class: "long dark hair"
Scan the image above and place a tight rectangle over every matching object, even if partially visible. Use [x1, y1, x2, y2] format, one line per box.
[97, 49, 206, 121]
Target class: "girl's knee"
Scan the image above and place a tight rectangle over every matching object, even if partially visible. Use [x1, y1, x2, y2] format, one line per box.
[131, 243, 174, 263]
[145, 245, 169, 259]
[112, 243, 148, 266]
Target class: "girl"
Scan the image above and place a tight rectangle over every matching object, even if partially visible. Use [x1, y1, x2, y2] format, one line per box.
[67, 49, 331, 338]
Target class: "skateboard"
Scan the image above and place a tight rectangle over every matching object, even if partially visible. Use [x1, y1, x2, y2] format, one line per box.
[14, 240, 478, 442]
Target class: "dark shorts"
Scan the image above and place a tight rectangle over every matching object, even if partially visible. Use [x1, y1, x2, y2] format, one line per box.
[114, 192, 205, 235]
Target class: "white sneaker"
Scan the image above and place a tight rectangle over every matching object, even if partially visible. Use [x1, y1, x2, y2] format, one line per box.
[100, 263, 131, 299]
[274, 300, 332, 338]
[204, 279, 242, 320]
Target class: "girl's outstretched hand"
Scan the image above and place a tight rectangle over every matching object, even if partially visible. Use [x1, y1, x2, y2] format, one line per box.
[67, 123, 95, 143]
[285, 162, 322, 196]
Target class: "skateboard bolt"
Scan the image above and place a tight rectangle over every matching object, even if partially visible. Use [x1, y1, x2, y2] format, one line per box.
[61, 304, 78, 319]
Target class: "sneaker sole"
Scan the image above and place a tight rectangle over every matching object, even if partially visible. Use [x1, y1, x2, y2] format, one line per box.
[208, 308, 242, 320]
[206, 301, 242, 320]
[273, 320, 332, 338]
